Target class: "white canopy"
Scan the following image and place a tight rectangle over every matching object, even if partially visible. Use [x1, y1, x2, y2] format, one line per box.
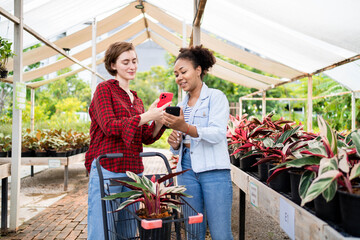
[1, 0, 360, 91]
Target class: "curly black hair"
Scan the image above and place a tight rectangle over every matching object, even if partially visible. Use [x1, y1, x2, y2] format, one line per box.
[176, 45, 216, 80]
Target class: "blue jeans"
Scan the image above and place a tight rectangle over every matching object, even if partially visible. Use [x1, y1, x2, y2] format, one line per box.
[87, 160, 139, 240]
[177, 147, 234, 240]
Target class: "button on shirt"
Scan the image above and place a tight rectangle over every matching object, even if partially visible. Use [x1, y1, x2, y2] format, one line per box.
[85, 79, 164, 173]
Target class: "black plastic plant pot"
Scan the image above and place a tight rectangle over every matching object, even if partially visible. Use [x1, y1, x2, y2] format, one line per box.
[232, 156, 240, 167]
[240, 155, 257, 172]
[55, 152, 67, 157]
[338, 188, 360, 237]
[314, 193, 340, 224]
[289, 169, 302, 205]
[21, 151, 35, 157]
[138, 214, 173, 240]
[257, 162, 268, 182]
[35, 151, 47, 157]
[0, 69, 8, 79]
[268, 163, 291, 193]
[0, 151, 7, 157]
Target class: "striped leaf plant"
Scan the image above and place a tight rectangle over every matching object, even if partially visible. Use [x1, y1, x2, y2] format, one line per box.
[299, 117, 360, 206]
[103, 169, 191, 218]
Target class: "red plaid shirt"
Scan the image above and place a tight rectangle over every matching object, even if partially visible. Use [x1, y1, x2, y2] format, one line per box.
[85, 79, 164, 173]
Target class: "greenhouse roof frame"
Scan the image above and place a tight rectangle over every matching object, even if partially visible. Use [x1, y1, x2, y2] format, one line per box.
[1, 0, 359, 92]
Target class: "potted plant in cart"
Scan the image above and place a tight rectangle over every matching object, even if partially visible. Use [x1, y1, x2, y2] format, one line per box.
[103, 169, 195, 240]
[0, 37, 15, 79]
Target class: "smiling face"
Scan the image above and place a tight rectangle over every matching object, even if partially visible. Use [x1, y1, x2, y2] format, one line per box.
[111, 50, 138, 81]
[174, 58, 202, 92]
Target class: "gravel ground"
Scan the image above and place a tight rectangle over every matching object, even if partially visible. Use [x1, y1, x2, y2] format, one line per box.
[16, 156, 289, 240]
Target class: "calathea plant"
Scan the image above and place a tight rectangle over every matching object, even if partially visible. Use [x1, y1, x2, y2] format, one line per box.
[103, 169, 191, 218]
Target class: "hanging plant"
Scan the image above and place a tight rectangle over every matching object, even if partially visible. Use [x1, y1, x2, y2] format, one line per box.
[0, 37, 15, 79]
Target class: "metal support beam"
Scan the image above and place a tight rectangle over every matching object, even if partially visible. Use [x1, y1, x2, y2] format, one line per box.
[307, 75, 313, 131]
[10, 0, 23, 231]
[352, 91, 356, 131]
[239, 98, 243, 119]
[30, 88, 35, 131]
[262, 91, 266, 119]
[239, 189, 245, 240]
[91, 18, 97, 99]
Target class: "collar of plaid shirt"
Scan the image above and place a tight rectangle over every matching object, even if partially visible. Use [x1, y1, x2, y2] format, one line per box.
[85, 79, 165, 173]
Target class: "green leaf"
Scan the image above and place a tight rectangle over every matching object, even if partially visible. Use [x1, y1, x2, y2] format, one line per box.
[338, 149, 349, 173]
[301, 170, 340, 206]
[317, 115, 337, 155]
[103, 190, 142, 200]
[263, 137, 274, 148]
[350, 163, 360, 180]
[351, 131, 360, 156]
[322, 181, 337, 202]
[275, 126, 301, 144]
[271, 156, 320, 170]
[299, 170, 315, 200]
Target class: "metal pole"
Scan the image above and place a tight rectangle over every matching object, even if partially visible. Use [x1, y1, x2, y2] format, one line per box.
[178, 19, 187, 103]
[10, 0, 23, 231]
[307, 76, 313, 131]
[262, 91, 266, 119]
[352, 91, 356, 131]
[30, 88, 35, 131]
[239, 98, 243, 119]
[1, 178, 8, 234]
[91, 18, 97, 99]
[239, 189, 245, 240]
[193, 0, 200, 46]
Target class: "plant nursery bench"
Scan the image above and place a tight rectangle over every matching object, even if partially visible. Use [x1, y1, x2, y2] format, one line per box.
[230, 164, 356, 240]
[0, 163, 11, 235]
[0, 153, 85, 191]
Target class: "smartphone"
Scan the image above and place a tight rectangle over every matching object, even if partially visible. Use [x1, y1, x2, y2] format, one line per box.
[165, 106, 180, 116]
[157, 92, 173, 108]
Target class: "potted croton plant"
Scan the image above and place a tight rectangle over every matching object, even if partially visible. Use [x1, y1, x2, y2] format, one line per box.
[103, 169, 191, 240]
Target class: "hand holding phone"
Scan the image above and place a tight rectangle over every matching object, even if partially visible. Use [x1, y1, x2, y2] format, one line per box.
[157, 92, 173, 108]
[165, 106, 180, 116]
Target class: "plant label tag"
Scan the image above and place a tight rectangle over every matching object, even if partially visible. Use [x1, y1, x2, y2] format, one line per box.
[48, 159, 61, 168]
[249, 182, 258, 207]
[279, 197, 295, 240]
[15, 82, 26, 110]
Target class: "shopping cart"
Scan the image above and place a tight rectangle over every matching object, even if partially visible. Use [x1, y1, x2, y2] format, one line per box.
[96, 152, 203, 240]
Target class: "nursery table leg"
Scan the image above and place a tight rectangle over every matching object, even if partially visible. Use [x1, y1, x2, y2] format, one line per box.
[64, 165, 68, 191]
[239, 189, 245, 240]
[1, 177, 8, 235]
[30, 165, 34, 177]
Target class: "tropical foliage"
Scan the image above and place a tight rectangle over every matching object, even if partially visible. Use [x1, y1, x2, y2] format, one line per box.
[103, 170, 191, 218]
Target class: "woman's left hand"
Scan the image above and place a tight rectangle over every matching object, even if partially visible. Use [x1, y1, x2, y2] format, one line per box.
[163, 108, 188, 132]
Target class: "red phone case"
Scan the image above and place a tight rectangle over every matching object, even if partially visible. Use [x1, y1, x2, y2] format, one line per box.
[157, 92, 173, 107]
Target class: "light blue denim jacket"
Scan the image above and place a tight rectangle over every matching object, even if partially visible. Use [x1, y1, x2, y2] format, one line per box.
[170, 83, 231, 173]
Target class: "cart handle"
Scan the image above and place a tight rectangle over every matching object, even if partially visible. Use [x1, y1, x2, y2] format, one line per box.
[95, 151, 173, 240]
[189, 213, 203, 224]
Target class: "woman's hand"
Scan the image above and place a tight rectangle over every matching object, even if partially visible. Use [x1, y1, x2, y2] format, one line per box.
[168, 130, 182, 150]
[163, 108, 188, 132]
[139, 99, 170, 126]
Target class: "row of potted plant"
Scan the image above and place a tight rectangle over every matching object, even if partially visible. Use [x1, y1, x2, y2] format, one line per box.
[227, 113, 360, 237]
[0, 128, 90, 158]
